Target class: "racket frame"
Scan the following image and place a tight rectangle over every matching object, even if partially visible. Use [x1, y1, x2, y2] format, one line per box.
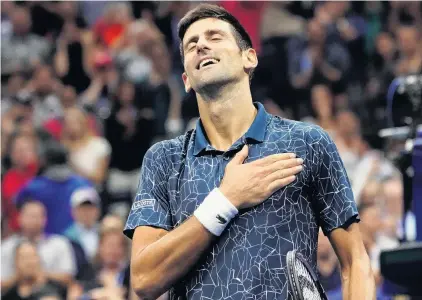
[286, 250, 328, 300]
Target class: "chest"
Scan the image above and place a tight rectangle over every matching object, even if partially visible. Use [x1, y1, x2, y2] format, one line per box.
[168, 142, 314, 228]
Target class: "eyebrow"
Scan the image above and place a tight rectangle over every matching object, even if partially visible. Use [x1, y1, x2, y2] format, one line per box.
[183, 29, 227, 50]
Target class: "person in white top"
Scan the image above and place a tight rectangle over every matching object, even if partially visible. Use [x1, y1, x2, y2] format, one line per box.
[65, 187, 101, 261]
[1, 200, 77, 293]
[61, 106, 111, 186]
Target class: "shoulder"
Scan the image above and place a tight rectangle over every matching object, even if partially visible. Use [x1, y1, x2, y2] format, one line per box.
[1, 235, 20, 252]
[144, 133, 189, 164]
[89, 136, 111, 150]
[46, 234, 73, 248]
[269, 116, 329, 141]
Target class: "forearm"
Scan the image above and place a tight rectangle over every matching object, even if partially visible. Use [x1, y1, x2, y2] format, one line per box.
[54, 46, 69, 77]
[319, 62, 341, 82]
[131, 216, 215, 299]
[342, 261, 376, 300]
[291, 70, 313, 88]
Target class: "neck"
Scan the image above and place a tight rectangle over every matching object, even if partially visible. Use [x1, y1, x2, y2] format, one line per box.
[21, 232, 42, 242]
[196, 81, 256, 151]
[78, 222, 96, 230]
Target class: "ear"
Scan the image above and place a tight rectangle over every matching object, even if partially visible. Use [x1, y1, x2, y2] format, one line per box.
[182, 72, 192, 93]
[243, 48, 258, 72]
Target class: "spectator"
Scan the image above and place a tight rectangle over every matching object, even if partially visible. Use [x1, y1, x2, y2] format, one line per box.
[1, 200, 76, 292]
[1, 133, 39, 235]
[79, 51, 119, 119]
[25, 65, 63, 127]
[100, 214, 125, 232]
[43, 85, 100, 141]
[364, 32, 397, 128]
[395, 25, 422, 76]
[54, 19, 92, 94]
[105, 80, 155, 207]
[64, 187, 101, 262]
[309, 84, 336, 134]
[61, 106, 111, 187]
[74, 228, 129, 300]
[1, 6, 51, 77]
[15, 141, 94, 234]
[317, 230, 342, 294]
[1, 240, 67, 300]
[1, 73, 27, 115]
[287, 18, 351, 118]
[93, 2, 133, 49]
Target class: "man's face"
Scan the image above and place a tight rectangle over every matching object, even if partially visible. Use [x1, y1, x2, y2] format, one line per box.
[11, 8, 31, 36]
[73, 202, 100, 228]
[34, 67, 54, 95]
[15, 243, 42, 279]
[10, 135, 37, 169]
[18, 201, 47, 237]
[181, 18, 256, 93]
[397, 26, 419, 56]
[308, 19, 326, 44]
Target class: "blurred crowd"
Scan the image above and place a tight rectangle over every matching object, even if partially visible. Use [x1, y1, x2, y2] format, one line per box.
[1, 1, 421, 299]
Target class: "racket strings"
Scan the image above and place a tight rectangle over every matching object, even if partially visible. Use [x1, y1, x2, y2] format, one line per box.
[295, 259, 322, 300]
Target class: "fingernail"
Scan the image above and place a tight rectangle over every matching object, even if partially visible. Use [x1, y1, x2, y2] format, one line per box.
[290, 153, 296, 158]
[297, 158, 303, 164]
[297, 165, 303, 171]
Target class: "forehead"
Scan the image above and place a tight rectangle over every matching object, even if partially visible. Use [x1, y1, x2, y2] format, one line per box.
[399, 27, 418, 38]
[183, 18, 234, 42]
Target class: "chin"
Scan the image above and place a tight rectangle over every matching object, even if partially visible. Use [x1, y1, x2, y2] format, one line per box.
[194, 74, 234, 93]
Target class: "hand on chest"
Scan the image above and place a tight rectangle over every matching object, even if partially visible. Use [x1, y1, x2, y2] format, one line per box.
[169, 145, 312, 227]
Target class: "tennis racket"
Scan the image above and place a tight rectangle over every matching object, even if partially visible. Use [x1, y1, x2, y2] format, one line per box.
[286, 250, 328, 300]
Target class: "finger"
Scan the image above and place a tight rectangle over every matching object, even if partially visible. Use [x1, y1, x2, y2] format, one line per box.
[264, 157, 304, 174]
[229, 144, 248, 165]
[251, 152, 296, 167]
[265, 165, 303, 182]
[267, 175, 297, 193]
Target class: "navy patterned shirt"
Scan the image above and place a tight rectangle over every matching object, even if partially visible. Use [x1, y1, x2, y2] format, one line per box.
[124, 102, 359, 300]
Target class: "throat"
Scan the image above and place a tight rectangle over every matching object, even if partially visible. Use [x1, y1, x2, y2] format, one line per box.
[200, 100, 257, 151]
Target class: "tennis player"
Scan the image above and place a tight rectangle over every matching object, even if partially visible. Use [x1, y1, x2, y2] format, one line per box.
[124, 4, 375, 300]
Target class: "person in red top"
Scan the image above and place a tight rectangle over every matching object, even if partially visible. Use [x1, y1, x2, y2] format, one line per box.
[93, 2, 133, 48]
[219, 1, 266, 54]
[2, 133, 39, 235]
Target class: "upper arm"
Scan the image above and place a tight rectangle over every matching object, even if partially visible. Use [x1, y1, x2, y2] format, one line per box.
[123, 143, 173, 239]
[328, 223, 369, 271]
[309, 128, 359, 234]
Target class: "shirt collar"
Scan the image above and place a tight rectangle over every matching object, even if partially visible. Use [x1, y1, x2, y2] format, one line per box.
[193, 102, 270, 156]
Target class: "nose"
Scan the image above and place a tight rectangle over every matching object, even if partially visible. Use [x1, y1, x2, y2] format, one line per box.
[195, 36, 211, 54]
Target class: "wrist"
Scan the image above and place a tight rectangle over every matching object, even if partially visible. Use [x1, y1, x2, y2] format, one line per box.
[194, 188, 239, 236]
[219, 185, 241, 209]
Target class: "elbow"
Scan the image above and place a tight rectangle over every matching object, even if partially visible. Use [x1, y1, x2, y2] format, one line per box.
[132, 269, 163, 300]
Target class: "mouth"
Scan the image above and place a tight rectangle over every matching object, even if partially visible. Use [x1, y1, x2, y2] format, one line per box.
[196, 58, 220, 70]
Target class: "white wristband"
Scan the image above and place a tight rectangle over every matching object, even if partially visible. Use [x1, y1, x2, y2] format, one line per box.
[194, 188, 239, 236]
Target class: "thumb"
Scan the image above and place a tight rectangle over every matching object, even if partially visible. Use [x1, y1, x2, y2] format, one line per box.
[230, 144, 249, 165]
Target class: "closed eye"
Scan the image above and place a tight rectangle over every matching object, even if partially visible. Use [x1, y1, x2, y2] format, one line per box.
[187, 43, 196, 52]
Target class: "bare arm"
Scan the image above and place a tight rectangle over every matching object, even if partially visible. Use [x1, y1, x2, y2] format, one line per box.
[328, 223, 376, 300]
[80, 77, 104, 106]
[54, 41, 69, 77]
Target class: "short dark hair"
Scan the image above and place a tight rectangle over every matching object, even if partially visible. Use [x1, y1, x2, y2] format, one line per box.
[177, 4, 253, 62]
